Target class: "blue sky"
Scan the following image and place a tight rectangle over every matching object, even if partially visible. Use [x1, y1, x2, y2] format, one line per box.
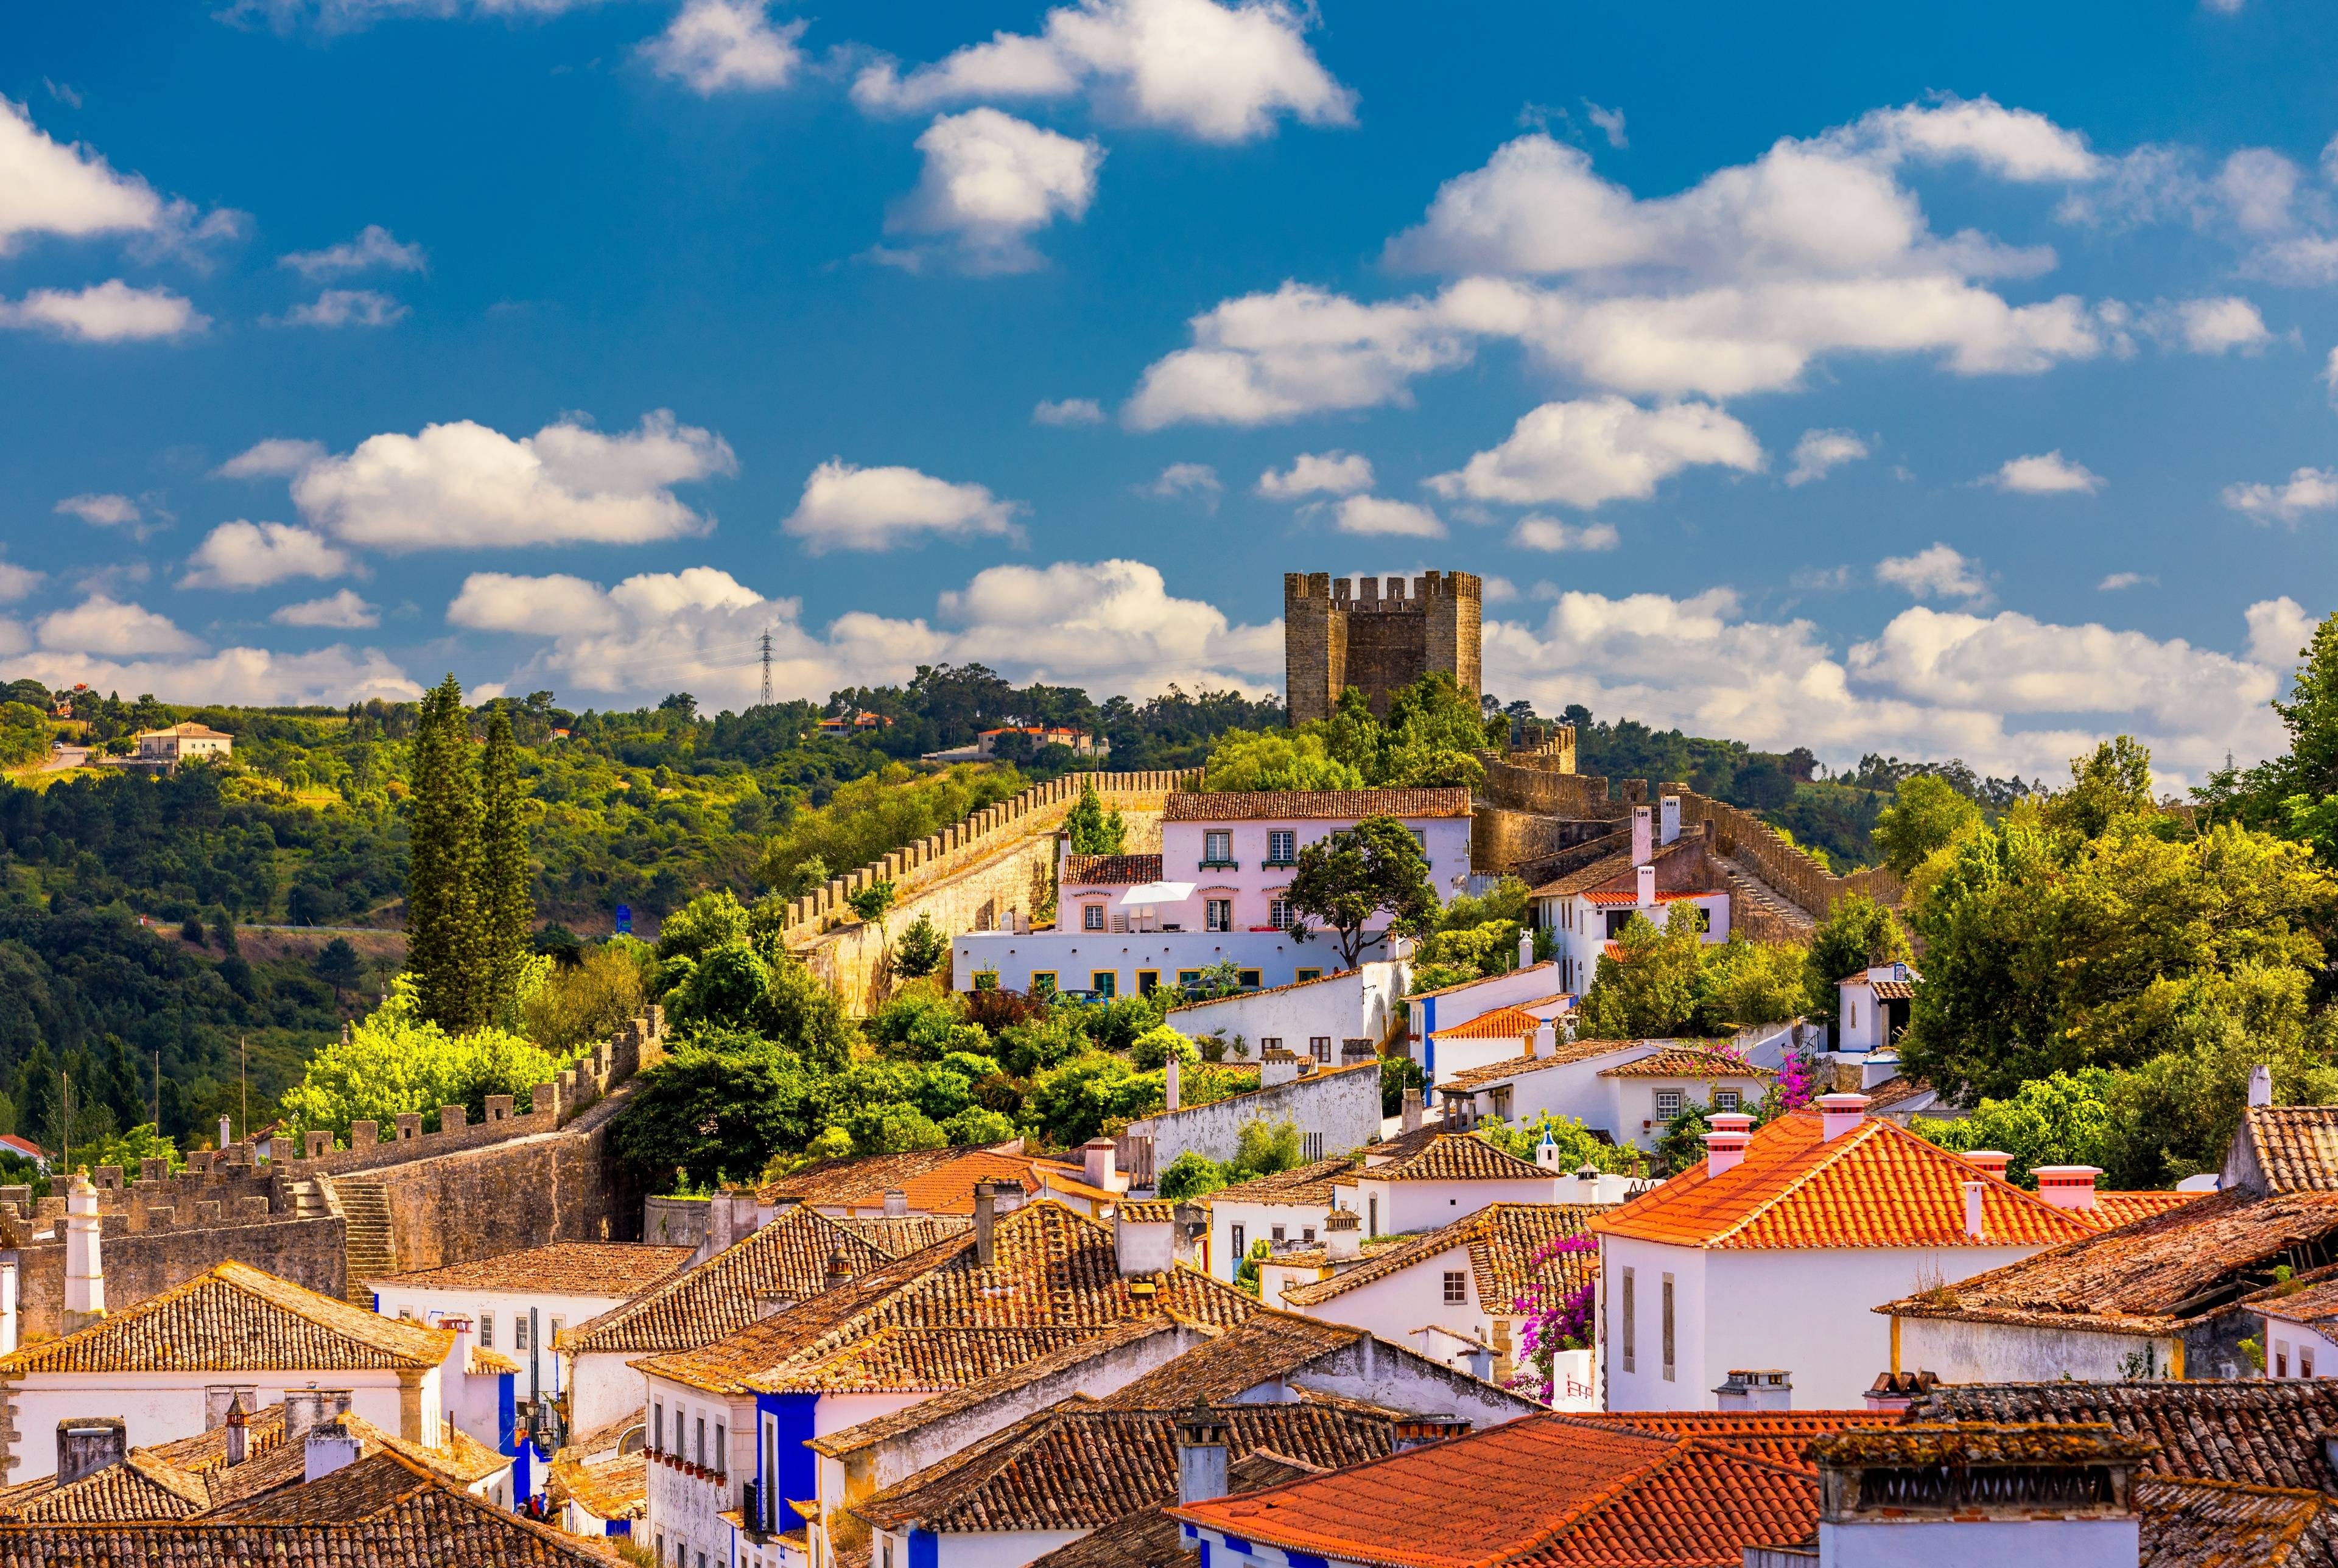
[7, 0, 2338, 786]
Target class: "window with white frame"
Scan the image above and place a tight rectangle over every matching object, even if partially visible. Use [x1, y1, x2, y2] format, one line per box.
[513, 1315, 530, 1354]
[1443, 1270, 1466, 1305]
[1713, 1090, 1741, 1112]
[478, 1313, 494, 1349]
[1269, 898, 1294, 930]
[1083, 903, 1105, 931]
[1206, 898, 1233, 931]
[1267, 830, 1296, 864]
[1654, 1088, 1685, 1120]
[1230, 1222, 1245, 1257]
[1202, 831, 1234, 866]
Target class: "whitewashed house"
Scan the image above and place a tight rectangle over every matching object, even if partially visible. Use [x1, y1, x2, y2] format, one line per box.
[2259, 1278, 2338, 1381]
[1590, 1094, 2098, 1411]
[1336, 1133, 1564, 1238]
[1405, 962, 1567, 1080]
[1163, 962, 1409, 1068]
[373, 1241, 692, 1404]
[1202, 1157, 1356, 1283]
[0, 1258, 516, 1480]
[1836, 963, 1918, 1053]
[1435, 1037, 1774, 1153]
[1532, 802, 1732, 996]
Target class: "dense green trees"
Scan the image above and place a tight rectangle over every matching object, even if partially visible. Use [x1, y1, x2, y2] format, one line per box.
[1574, 904, 1809, 1041]
[1063, 781, 1126, 855]
[1803, 893, 1911, 1017]
[278, 976, 571, 1139]
[1287, 815, 1438, 968]
[1202, 675, 1501, 796]
[404, 679, 536, 1031]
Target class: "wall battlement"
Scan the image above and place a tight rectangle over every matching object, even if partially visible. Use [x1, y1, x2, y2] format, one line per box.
[1283, 570, 1482, 726]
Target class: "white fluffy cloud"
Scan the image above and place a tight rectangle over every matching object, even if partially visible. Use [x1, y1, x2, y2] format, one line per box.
[2168, 295, 2272, 354]
[275, 289, 407, 329]
[1785, 429, 1869, 486]
[54, 492, 141, 527]
[1145, 463, 1220, 503]
[2247, 596, 2315, 667]
[216, 439, 326, 479]
[35, 595, 201, 657]
[275, 411, 735, 550]
[886, 110, 1103, 273]
[2225, 467, 2338, 523]
[0, 96, 161, 251]
[0, 561, 41, 602]
[450, 558, 1280, 707]
[1484, 589, 2286, 790]
[1876, 544, 1989, 603]
[279, 225, 425, 278]
[1129, 97, 2113, 424]
[1511, 516, 1618, 551]
[1033, 397, 1105, 425]
[272, 589, 380, 629]
[851, 0, 1355, 144]
[782, 460, 1024, 553]
[1428, 397, 1763, 507]
[2098, 572, 2155, 592]
[0, 281, 205, 341]
[640, 0, 807, 94]
[1333, 496, 1443, 537]
[180, 521, 356, 589]
[1257, 450, 1374, 499]
[1989, 450, 2104, 494]
[2, 639, 417, 704]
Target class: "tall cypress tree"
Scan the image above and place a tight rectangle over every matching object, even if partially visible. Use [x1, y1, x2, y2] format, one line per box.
[405, 675, 485, 1030]
[477, 706, 534, 1022]
[15, 1041, 58, 1155]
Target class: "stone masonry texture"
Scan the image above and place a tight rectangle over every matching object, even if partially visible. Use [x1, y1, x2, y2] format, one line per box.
[1283, 572, 1482, 726]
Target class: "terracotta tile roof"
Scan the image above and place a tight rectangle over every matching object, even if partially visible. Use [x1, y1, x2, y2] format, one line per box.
[556, 1408, 645, 1464]
[1596, 1045, 1774, 1080]
[2259, 1276, 2338, 1329]
[561, 1205, 961, 1357]
[856, 1402, 1399, 1533]
[1857, 1074, 1933, 1114]
[1408, 961, 1560, 1003]
[2089, 1190, 2211, 1230]
[1097, 1314, 1363, 1407]
[759, 1147, 1039, 1214]
[1165, 789, 1472, 822]
[194, 1412, 508, 1510]
[1062, 853, 1164, 886]
[1866, 979, 1915, 1001]
[2238, 1107, 2338, 1194]
[811, 1322, 1189, 1458]
[2136, 1476, 2338, 1568]
[1805, 1421, 2158, 1468]
[1173, 1413, 1816, 1568]
[1911, 1382, 2338, 1490]
[1206, 1157, 1359, 1206]
[1580, 889, 1711, 906]
[1281, 1203, 1600, 1309]
[1363, 1124, 1447, 1164]
[0, 1454, 211, 1522]
[1564, 1410, 1876, 1471]
[203, 1446, 454, 1524]
[0, 1488, 618, 1567]
[1592, 1108, 2095, 1251]
[1255, 1233, 1419, 1273]
[1529, 835, 1711, 900]
[637, 1201, 1258, 1397]
[1436, 1042, 1645, 1093]
[1024, 1452, 1322, 1568]
[1356, 1134, 1552, 1183]
[0, 1262, 452, 1376]
[1428, 1003, 1569, 1042]
[550, 1452, 647, 1522]
[1876, 1188, 2338, 1334]
[372, 1242, 693, 1298]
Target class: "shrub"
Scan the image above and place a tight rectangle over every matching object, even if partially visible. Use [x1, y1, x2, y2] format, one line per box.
[1129, 1024, 1199, 1070]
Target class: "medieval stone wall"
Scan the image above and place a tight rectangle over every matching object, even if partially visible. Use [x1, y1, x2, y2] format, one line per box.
[11, 1216, 346, 1339]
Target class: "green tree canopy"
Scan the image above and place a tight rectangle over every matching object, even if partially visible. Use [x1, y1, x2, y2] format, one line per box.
[613, 1028, 827, 1188]
[279, 976, 571, 1139]
[1911, 1069, 2118, 1186]
[1201, 729, 1365, 793]
[1287, 814, 1438, 968]
[1870, 775, 1983, 878]
[1064, 781, 1127, 854]
[405, 676, 485, 1030]
[1575, 903, 1707, 1039]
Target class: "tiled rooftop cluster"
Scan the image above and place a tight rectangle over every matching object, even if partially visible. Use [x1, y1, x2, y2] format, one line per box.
[1279, 1202, 1602, 1309]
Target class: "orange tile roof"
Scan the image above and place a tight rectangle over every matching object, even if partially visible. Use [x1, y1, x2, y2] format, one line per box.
[1565, 1410, 1876, 1471]
[1590, 1108, 2096, 1251]
[1280, 1202, 1601, 1310]
[1437, 1041, 1641, 1091]
[1580, 889, 1713, 906]
[1061, 854, 1164, 886]
[373, 1242, 693, 1297]
[1165, 789, 1472, 822]
[1354, 1134, 1550, 1183]
[2087, 1190, 2210, 1230]
[760, 1147, 1039, 1214]
[1596, 1045, 1774, 1080]
[1428, 1002, 1569, 1041]
[1173, 1413, 1818, 1568]
[2236, 1107, 2338, 1194]
[0, 1262, 452, 1375]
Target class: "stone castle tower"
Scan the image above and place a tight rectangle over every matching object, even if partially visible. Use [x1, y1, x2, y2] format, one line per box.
[1283, 571, 1482, 727]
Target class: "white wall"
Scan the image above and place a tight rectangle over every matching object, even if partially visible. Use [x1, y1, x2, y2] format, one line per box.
[1599, 1237, 1707, 1414]
[1816, 1518, 2140, 1568]
[953, 929, 1394, 996]
[1282, 1241, 1483, 1348]
[1350, 1175, 1560, 1235]
[1447, 1047, 1654, 1133]
[1408, 965, 1565, 1073]
[375, 1284, 632, 1398]
[7, 1368, 419, 1480]
[1210, 1199, 1333, 1282]
[1165, 962, 1407, 1059]
[569, 1349, 650, 1437]
[1897, 1316, 2180, 1385]
[642, 1375, 753, 1568]
[1839, 982, 1884, 1053]
[1601, 1071, 1774, 1153]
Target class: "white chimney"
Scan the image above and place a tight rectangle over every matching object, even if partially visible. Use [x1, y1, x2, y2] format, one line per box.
[223, 1394, 250, 1467]
[1660, 794, 1681, 846]
[284, 1387, 353, 1439]
[882, 1188, 908, 1219]
[1401, 1087, 1424, 1134]
[2032, 1166, 2102, 1211]
[1817, 1093, 1870, 1141]
[1176, 1407, 1230, 1507]
[1518, 929, 1534, 969]
[304, 1419, 363, 1483]
[1115, 1206, 1175, 1276]
[2249, 1065, 2275, 1108]
[1324, 1207, 1361, 1262]
[1574, 1165, 1603, 1204]
[1636, 865, 1656, 908]
[1531, 1022, 1556, 1059]
[1704, 1112, 1754, 1179]
[440, 1315, 476, 1382]
[1165, 1055, 1181, 1113]
[63, 1172, 104, 1334]
[219, 1115, 231, 1152]
[1259, 1047, 1301, 1089]
[1631, 805, 1652, 867]
[0, 1254, 17, 1356]
[1713, 1369, 1791, 1412]
[1083, 1138, 1118, 1192]
[1960, 1150, 2012, 1182]
[1961, 1179, 1986, 1241]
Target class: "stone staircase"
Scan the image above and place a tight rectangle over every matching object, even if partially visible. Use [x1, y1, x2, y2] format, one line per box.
[332, 1178, 398, 1307]
[289, 1175, 334, 1222]
[1720, 855, 1819, 943]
